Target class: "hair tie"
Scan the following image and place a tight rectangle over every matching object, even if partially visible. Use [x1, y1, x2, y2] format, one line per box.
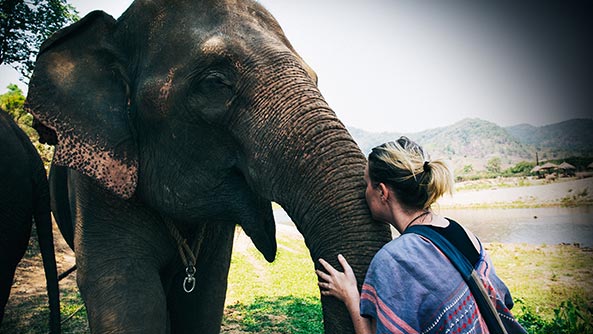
[423, 161, 430, 172]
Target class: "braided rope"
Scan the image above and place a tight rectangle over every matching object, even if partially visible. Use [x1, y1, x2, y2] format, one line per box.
[164, 218, 198, 266]
[162, 216, 206, 293]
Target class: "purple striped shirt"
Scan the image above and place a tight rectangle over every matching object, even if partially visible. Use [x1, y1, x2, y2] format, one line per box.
[360, 233, 526, 333]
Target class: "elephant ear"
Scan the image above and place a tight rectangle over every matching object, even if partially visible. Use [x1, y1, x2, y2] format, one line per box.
[26, 11, 138, 200]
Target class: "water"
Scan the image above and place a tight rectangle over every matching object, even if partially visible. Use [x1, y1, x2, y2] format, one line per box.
[439, 207, 593, 247]
[273, 206, 593, 247]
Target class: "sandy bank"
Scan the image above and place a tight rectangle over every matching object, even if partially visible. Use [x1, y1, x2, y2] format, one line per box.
[437, 177, 593, 208]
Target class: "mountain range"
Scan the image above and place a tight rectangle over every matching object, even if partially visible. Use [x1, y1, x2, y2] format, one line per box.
[347, 118, 593, 171]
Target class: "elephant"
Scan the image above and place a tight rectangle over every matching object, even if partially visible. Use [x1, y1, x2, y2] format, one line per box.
[25, 0, 392, 332]
[0, 109, 60, 333]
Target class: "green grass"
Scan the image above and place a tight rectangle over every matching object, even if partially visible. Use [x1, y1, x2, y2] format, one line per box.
[486, 243, 593, 333]
[3, 228, 592, 333]
[223, 296, 322, 333]
[226, 232, 319, 302]
[59, 290, 88, 333]
[517, 299, 593, 334]
[223, 231, 593, 333]
[486, 243, 593, 313]
[222, 229, 323, 332]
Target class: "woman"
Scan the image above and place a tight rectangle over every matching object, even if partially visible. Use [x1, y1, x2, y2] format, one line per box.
[316, 136, 525, 334]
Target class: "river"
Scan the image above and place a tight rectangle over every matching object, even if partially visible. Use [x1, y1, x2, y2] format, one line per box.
[273, 206, 593, 247]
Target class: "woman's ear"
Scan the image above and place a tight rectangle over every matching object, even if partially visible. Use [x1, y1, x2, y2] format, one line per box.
[378, 183, 390, 202]
[26, 11, 138, 199]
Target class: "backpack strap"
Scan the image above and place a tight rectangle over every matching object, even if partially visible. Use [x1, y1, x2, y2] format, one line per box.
[404, 225, 508, 334]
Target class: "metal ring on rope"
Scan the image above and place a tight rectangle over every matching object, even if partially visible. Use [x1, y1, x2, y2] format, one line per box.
[183, 265, 197, 293]
[162, 216, 204, 293]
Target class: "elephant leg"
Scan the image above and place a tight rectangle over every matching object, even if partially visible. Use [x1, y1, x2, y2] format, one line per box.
[0, 216, 31, 324]
[76, 220, 172, 333]
[0, 256, 19, 324]
[78, 259, 168, 332]
[49, 165, 74, 250]
[76, 226, 172, 332]
[166, 222, 235, 334]
[71, 172, 175, 333]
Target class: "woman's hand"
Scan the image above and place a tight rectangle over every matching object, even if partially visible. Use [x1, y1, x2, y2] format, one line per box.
[317, 254, 375, 334]
[316, 254, 360, 306]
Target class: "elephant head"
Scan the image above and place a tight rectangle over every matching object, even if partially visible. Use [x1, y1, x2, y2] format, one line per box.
[26, 0, 392, 332]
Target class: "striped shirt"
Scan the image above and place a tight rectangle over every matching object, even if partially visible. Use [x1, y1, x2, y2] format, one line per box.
[360, 232, 526, 334]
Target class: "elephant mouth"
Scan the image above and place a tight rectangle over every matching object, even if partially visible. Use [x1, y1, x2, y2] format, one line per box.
[219, 170, 277, 262]
[185, 169, 279, 262]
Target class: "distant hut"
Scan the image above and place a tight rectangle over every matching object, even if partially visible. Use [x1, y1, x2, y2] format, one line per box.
[530, 165, 543, 178]
[558, 162, 576, 177]
[540, 162, 558, 170]
[539, 162, 558, 181]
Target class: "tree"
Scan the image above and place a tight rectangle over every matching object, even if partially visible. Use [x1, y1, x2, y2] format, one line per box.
[486, 157, 502, 174]
[462, 164, 474, 174]
[1, 83, 54, 167]
[506, 161, 535, 175]
[0, 83, 26, 121]
[1, 83, 34, 134]
[0, 0, 78, 80]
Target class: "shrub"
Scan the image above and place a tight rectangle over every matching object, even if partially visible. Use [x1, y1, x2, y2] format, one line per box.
[516, 298, 593, 334]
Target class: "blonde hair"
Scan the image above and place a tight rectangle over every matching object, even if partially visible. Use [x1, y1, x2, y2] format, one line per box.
[368, 136, 453, 210]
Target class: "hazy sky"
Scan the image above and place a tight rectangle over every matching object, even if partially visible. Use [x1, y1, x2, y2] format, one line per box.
[1, 1, 590, 133]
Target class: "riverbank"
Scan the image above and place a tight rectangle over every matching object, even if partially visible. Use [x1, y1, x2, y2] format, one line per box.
[437, 176, 593, 209]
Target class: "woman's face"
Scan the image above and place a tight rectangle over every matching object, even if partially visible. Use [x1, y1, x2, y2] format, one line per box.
[364, 164, 387, 222]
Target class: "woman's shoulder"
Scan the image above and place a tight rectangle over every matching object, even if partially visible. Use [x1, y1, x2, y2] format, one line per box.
[372, 233, 443, 264]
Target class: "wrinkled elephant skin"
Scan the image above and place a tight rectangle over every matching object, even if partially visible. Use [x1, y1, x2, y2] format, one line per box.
[25, 0, 392, 333]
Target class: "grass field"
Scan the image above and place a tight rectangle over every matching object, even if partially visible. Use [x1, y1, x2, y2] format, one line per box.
[2, 223, 592, 333]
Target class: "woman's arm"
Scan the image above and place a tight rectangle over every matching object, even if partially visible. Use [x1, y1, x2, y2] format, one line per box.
[317, 254, 376, 334]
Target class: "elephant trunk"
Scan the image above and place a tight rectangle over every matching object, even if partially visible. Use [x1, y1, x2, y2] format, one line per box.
[232, 50, 392, 333]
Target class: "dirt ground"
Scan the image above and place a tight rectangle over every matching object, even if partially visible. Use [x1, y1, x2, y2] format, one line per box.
[1, 222, 78, 332]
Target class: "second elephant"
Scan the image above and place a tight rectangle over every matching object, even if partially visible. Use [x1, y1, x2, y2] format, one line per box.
[0, 109, 60, 333]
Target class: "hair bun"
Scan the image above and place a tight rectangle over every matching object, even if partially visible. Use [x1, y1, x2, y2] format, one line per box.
[423, 160, 430, 172]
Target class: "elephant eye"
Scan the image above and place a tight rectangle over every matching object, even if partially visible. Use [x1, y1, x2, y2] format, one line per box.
[194, 71, 234, 98]
[203, 72, 232, 88]
[188, 70, 236, 124]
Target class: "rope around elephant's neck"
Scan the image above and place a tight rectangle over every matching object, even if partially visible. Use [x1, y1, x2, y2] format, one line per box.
[162, 216, 204, 293]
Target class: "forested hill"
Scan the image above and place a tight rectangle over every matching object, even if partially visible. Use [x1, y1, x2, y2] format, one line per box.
[505, 119, 593, 156]
[348, 118, 593, 167]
